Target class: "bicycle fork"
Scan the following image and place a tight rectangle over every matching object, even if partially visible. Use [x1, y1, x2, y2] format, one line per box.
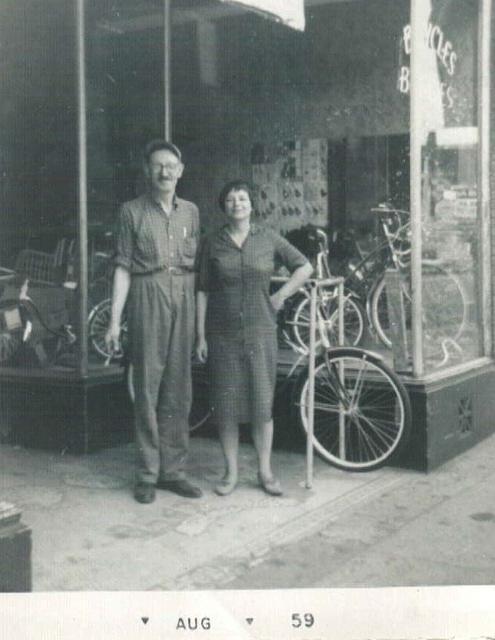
[324, 351, 369, 413]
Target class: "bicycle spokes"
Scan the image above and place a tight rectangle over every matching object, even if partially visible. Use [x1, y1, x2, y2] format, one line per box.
[297, 351, 410, 470]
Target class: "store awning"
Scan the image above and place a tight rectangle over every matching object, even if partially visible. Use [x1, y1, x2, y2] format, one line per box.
[219, 0, 305, 31]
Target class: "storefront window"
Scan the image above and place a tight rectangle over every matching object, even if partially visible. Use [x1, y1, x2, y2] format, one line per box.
[171, 0, 411, 370]
[86, 0, 166, 224]
[0, 1, 78, 372]
[1, 0, 489, 381]
[414, 0, 483, 372]
[83, 0, 166, 368]
[0, 0, 165, 373]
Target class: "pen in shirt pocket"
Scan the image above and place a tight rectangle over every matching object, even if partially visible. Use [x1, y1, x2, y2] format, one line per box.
[183, 227, 187, 238]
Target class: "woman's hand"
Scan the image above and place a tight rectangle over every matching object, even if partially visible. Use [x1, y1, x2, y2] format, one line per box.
[105, 322, 121, 355]
[196, 336, 208, 364]
[269, 291, 286, 313]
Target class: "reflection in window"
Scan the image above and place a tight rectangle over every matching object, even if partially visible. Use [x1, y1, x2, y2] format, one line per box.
[419, 0, 481, 371]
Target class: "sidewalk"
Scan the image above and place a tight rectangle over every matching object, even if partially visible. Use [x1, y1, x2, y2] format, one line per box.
[228, 429, 495, 589]
[0, 435, 418, 591]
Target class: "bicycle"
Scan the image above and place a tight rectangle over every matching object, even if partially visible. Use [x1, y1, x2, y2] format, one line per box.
[0, 272, 78, 366]
[278, 279, 411, 471]
[367, 205, 467, 356]
[0, 247, 127, 366]
[278, 228, 366, 352]
[332, 204, 467, 359]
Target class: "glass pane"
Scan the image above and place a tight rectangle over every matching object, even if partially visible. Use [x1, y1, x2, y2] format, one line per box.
[417, 0, 482, 372]
[0, 0, 78, 372]
[170, 0, 411, 373]
[85, 0, 165, 370]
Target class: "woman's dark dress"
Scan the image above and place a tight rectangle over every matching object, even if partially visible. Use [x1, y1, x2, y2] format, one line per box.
[197, 225, 308, 423]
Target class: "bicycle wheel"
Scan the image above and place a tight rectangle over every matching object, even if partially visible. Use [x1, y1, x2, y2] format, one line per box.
[290, 290, 365, 351]
[369, 276, 402, 349]
[126, 362, 211, 433]
[293, 347, 411, 471]
[421, 265, 467, 352]
[88, 298, 128, 359]
[371, 264, 467, 353]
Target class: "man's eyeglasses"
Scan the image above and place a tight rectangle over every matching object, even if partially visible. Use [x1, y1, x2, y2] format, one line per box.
[150, 162, 182, 174]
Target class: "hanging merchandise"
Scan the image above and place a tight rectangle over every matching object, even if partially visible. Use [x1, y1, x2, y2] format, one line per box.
[275, 140, 304, 233]
[257, 182, 280, 229]
[251, 138, 329, 234]
[302, 139, 329, 228]
[278, 180, 305, 233]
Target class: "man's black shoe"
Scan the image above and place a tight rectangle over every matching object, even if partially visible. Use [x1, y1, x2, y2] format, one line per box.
[157, 478, 203, 498]
[134, 482, 156, 504]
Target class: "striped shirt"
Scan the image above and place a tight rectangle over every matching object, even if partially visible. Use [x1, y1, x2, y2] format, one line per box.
[114, 193, 200, 274]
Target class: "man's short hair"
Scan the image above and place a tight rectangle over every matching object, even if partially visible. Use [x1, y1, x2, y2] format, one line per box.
[143, 139, 182, 164]
[218, 179, 255, 213]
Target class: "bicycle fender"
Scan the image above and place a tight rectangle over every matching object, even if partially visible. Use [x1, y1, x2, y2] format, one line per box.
[324, 346, 385, 362]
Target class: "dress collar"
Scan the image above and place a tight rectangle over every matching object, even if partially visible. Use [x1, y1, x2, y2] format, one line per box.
[221, 223, 261, 237]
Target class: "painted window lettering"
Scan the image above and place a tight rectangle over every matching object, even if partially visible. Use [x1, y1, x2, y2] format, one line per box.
[398, 22, 457, 107]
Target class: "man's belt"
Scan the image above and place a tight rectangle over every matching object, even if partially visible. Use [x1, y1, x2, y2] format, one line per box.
[133, 266, 194, 276]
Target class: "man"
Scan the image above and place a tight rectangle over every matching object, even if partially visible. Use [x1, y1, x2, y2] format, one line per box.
[105, 139, 202, 504]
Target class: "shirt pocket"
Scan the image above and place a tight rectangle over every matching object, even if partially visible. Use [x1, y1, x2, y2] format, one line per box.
[183, 236, 198, 258]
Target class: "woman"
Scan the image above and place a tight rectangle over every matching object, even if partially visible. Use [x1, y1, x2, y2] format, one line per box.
[196, 180, 313, 496]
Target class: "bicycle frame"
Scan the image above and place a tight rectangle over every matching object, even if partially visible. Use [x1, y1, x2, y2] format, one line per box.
[328, 206, 410, 334]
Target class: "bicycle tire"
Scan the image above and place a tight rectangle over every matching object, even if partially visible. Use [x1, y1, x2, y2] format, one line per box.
[290, 290, 365, 351]
[293, 347, 411, 471]
[88, 298, 128, 360]
[369, 276, 397, 349]
[126, 362, 211, 433]
[370, 264, 467, 353]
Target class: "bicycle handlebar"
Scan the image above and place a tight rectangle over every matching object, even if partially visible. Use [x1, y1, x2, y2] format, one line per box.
[370, 203, 410, 218]
[271, 275, 344, 287]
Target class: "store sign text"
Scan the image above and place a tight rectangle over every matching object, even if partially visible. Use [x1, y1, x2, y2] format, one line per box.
[398, 23, 457, 108]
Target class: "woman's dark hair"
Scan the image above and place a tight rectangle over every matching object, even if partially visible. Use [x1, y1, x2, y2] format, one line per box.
[218, 180, 254, 213]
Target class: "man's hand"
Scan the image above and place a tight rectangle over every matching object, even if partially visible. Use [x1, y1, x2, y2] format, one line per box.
[195, 336, 208, 364]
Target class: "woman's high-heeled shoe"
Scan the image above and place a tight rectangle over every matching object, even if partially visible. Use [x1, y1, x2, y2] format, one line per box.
[258, 472, 283, 496]
[214, 476, 237, 496]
